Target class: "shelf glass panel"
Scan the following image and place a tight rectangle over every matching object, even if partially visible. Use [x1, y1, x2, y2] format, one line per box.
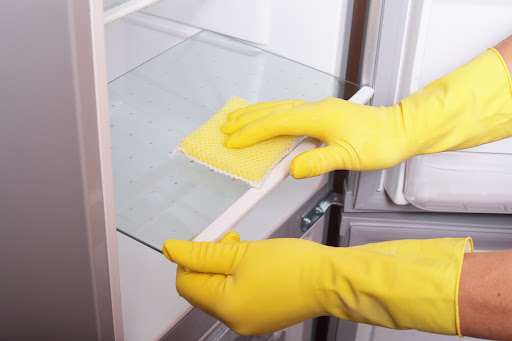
[108, 30, 359, 250]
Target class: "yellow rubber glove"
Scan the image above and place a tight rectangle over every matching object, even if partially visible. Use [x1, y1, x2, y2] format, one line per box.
[221, 48, 512, 178]
[163, 232, 473, 336]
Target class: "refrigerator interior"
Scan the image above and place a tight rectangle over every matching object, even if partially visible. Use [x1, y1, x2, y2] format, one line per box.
[102, 1, 512, 340]
[103, 1, 363, 340]
[107, 29, 359, 250]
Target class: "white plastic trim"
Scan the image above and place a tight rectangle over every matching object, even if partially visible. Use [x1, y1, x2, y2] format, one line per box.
[193, 86, 375, 242]
[104, 0, 163, 25]
[382, 0, 432, 206]
[92, 0, 125, 338]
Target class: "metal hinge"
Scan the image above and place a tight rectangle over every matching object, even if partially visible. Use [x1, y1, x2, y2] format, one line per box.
[301, 191, 344, 231]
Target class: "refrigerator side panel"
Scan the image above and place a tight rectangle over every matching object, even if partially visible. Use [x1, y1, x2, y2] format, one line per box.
[0, 1, 122, 340]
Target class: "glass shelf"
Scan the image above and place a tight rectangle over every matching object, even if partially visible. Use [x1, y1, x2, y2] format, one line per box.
[108, 30, 359, 251]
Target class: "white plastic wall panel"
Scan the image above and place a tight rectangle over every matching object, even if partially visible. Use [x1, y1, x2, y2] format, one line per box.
[142, 0, 272, 44]
[254, 0, 351, 76]
[104, 12, 200, 82]
[142, 0, 350, 76]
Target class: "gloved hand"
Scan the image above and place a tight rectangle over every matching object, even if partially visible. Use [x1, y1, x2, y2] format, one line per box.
[221, 48, 512, 178]
[163, 232, 473, 336]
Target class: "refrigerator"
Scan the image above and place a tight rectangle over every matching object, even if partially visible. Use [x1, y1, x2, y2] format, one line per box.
[2, 1, 512, 341]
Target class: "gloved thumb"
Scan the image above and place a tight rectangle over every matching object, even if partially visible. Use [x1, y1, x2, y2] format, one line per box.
[218, 231, 241, 243]
[163, 238, 241, 275]
[290, 145, 350, 178]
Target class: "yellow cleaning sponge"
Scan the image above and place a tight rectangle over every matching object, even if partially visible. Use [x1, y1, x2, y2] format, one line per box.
[173, 97, 302, 188]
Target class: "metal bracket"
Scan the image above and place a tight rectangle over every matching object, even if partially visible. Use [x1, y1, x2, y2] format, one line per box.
[301, 191, 343, 231]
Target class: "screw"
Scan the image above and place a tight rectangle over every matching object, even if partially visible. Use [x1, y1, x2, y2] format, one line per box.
[303, 217, 312, 225]
[315, 206, 324, 214]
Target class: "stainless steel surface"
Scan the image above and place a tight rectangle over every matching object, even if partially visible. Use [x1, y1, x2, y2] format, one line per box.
[301, 192, 343, 231]
[0, 1, 121, 340]
[334, 320, 359, 341]
[268, 176, 333, 241]
[341, 212, 512, 250]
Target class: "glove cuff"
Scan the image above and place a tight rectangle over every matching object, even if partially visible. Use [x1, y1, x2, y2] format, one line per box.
[400, 48, 512, 156]
[455, 237, 474, 337]
[489, 47, 512, 99]
[325, 238, 473, 335]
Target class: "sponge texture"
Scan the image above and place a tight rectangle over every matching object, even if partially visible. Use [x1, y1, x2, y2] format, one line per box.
[172, 97, 302, 187]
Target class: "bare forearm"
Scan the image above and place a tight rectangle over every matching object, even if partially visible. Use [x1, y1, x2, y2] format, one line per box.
[458, 249, 512, 340]
[457, 34, 512, 340]
[494, 35, 512, 75]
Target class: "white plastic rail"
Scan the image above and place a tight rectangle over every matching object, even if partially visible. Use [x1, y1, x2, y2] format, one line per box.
[104, 0, 163, 25]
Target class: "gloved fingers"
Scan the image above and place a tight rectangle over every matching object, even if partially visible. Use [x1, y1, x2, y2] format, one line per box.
[290, 144, 356, 178]
[225, 107, 328, 149]
[227, 100, 308, 120]
[223, 100, 309, 134]
[176, 265, 229, 307]
[163, 239, 241, 274]
[219, 231, 241, 243]
[227, 101, 288, 120]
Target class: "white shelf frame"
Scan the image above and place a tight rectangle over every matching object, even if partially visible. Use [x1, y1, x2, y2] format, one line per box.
[104, 0, 163, 25]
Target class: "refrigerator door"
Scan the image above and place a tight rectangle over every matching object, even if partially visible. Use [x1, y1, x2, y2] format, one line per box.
[347, 0, 512, 213]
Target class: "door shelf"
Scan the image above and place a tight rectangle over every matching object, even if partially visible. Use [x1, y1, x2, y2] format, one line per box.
[108, 30, 365, 251]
